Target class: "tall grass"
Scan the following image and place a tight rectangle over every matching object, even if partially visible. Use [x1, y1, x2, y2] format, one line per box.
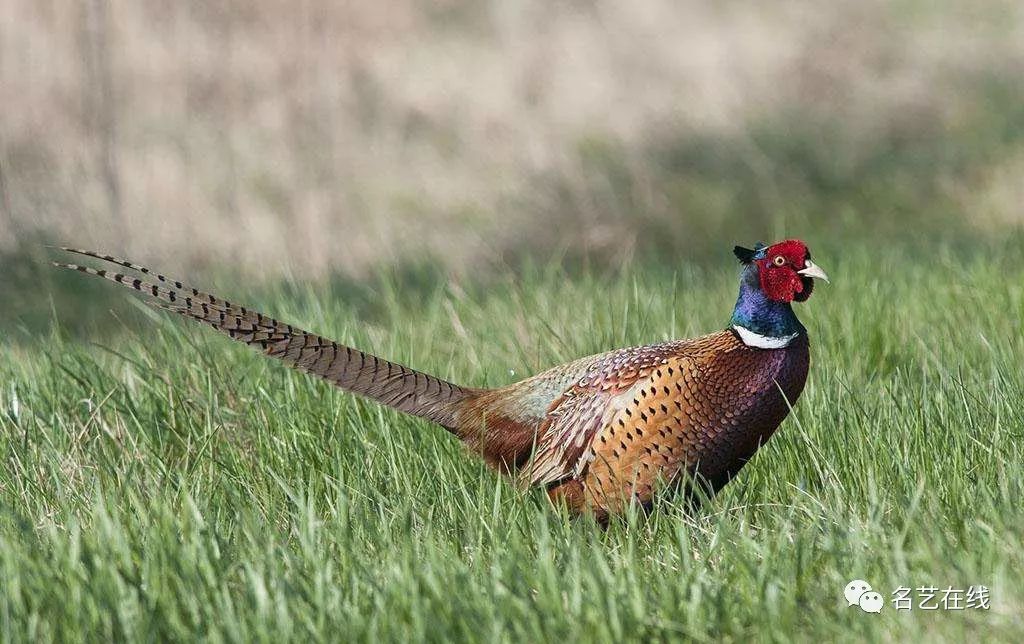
[1, 240, 1022, 641]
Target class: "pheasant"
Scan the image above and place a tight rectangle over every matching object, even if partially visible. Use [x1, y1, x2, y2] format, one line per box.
[54, 239, 827, 522]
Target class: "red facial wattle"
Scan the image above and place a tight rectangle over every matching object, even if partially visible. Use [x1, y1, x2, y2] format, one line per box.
[755, 240, 815, 303]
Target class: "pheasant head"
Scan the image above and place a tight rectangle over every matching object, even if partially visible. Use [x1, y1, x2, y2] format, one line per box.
[730, 239, 828, 348]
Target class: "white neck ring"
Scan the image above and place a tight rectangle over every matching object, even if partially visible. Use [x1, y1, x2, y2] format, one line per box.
[732, 325, 798, 349]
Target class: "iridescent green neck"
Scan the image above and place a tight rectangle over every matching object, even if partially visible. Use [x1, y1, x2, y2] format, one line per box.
[729, 264, 805, 339]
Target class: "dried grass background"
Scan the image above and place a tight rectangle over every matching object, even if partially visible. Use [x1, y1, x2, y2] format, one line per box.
[2, 1, 1023, 278]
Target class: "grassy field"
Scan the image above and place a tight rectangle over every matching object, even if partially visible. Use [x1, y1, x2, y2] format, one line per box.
[4, 2, 1024, 642]
[1, 237, 1022, 642]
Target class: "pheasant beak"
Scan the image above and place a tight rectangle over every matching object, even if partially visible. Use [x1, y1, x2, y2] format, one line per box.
[798, 260, 830, 283]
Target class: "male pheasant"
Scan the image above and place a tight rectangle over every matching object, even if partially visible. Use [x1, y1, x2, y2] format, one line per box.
[55, 239, 827, 522]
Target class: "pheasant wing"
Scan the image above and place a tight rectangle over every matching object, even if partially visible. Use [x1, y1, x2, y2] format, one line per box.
[524, 342, 687, 486]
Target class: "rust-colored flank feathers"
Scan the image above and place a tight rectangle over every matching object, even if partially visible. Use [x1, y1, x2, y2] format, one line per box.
[56, 240, 825, 522]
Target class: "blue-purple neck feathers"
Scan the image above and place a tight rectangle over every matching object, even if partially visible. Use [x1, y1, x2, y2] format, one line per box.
[729, 264, 805, 339]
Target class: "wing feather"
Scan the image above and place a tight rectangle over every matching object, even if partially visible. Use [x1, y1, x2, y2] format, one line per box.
[523, 342, 688, 486]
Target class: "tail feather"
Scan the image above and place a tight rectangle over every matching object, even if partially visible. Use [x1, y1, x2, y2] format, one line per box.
[54, 249, 478, 429]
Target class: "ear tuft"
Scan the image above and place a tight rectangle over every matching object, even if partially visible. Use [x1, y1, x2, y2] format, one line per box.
[733, 246, 756, 264]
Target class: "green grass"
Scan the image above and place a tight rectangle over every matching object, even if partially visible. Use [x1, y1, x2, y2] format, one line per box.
[1, 240, 1023, 642]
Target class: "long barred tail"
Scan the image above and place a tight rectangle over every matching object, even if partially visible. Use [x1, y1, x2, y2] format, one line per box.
[53, 248, 479, 430]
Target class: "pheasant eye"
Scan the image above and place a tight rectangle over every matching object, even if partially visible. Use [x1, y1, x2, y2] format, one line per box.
[773, 256, 786, 266]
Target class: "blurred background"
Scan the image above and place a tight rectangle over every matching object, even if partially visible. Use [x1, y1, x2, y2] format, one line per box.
[1, 1, 1023, 331]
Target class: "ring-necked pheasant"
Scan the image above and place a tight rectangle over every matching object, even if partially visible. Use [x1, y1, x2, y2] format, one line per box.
[55, 239, 827, 521]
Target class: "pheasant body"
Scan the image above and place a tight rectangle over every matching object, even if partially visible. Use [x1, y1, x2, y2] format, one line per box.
[462, 330, 808, 520]
[56, 239, 826, 522]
